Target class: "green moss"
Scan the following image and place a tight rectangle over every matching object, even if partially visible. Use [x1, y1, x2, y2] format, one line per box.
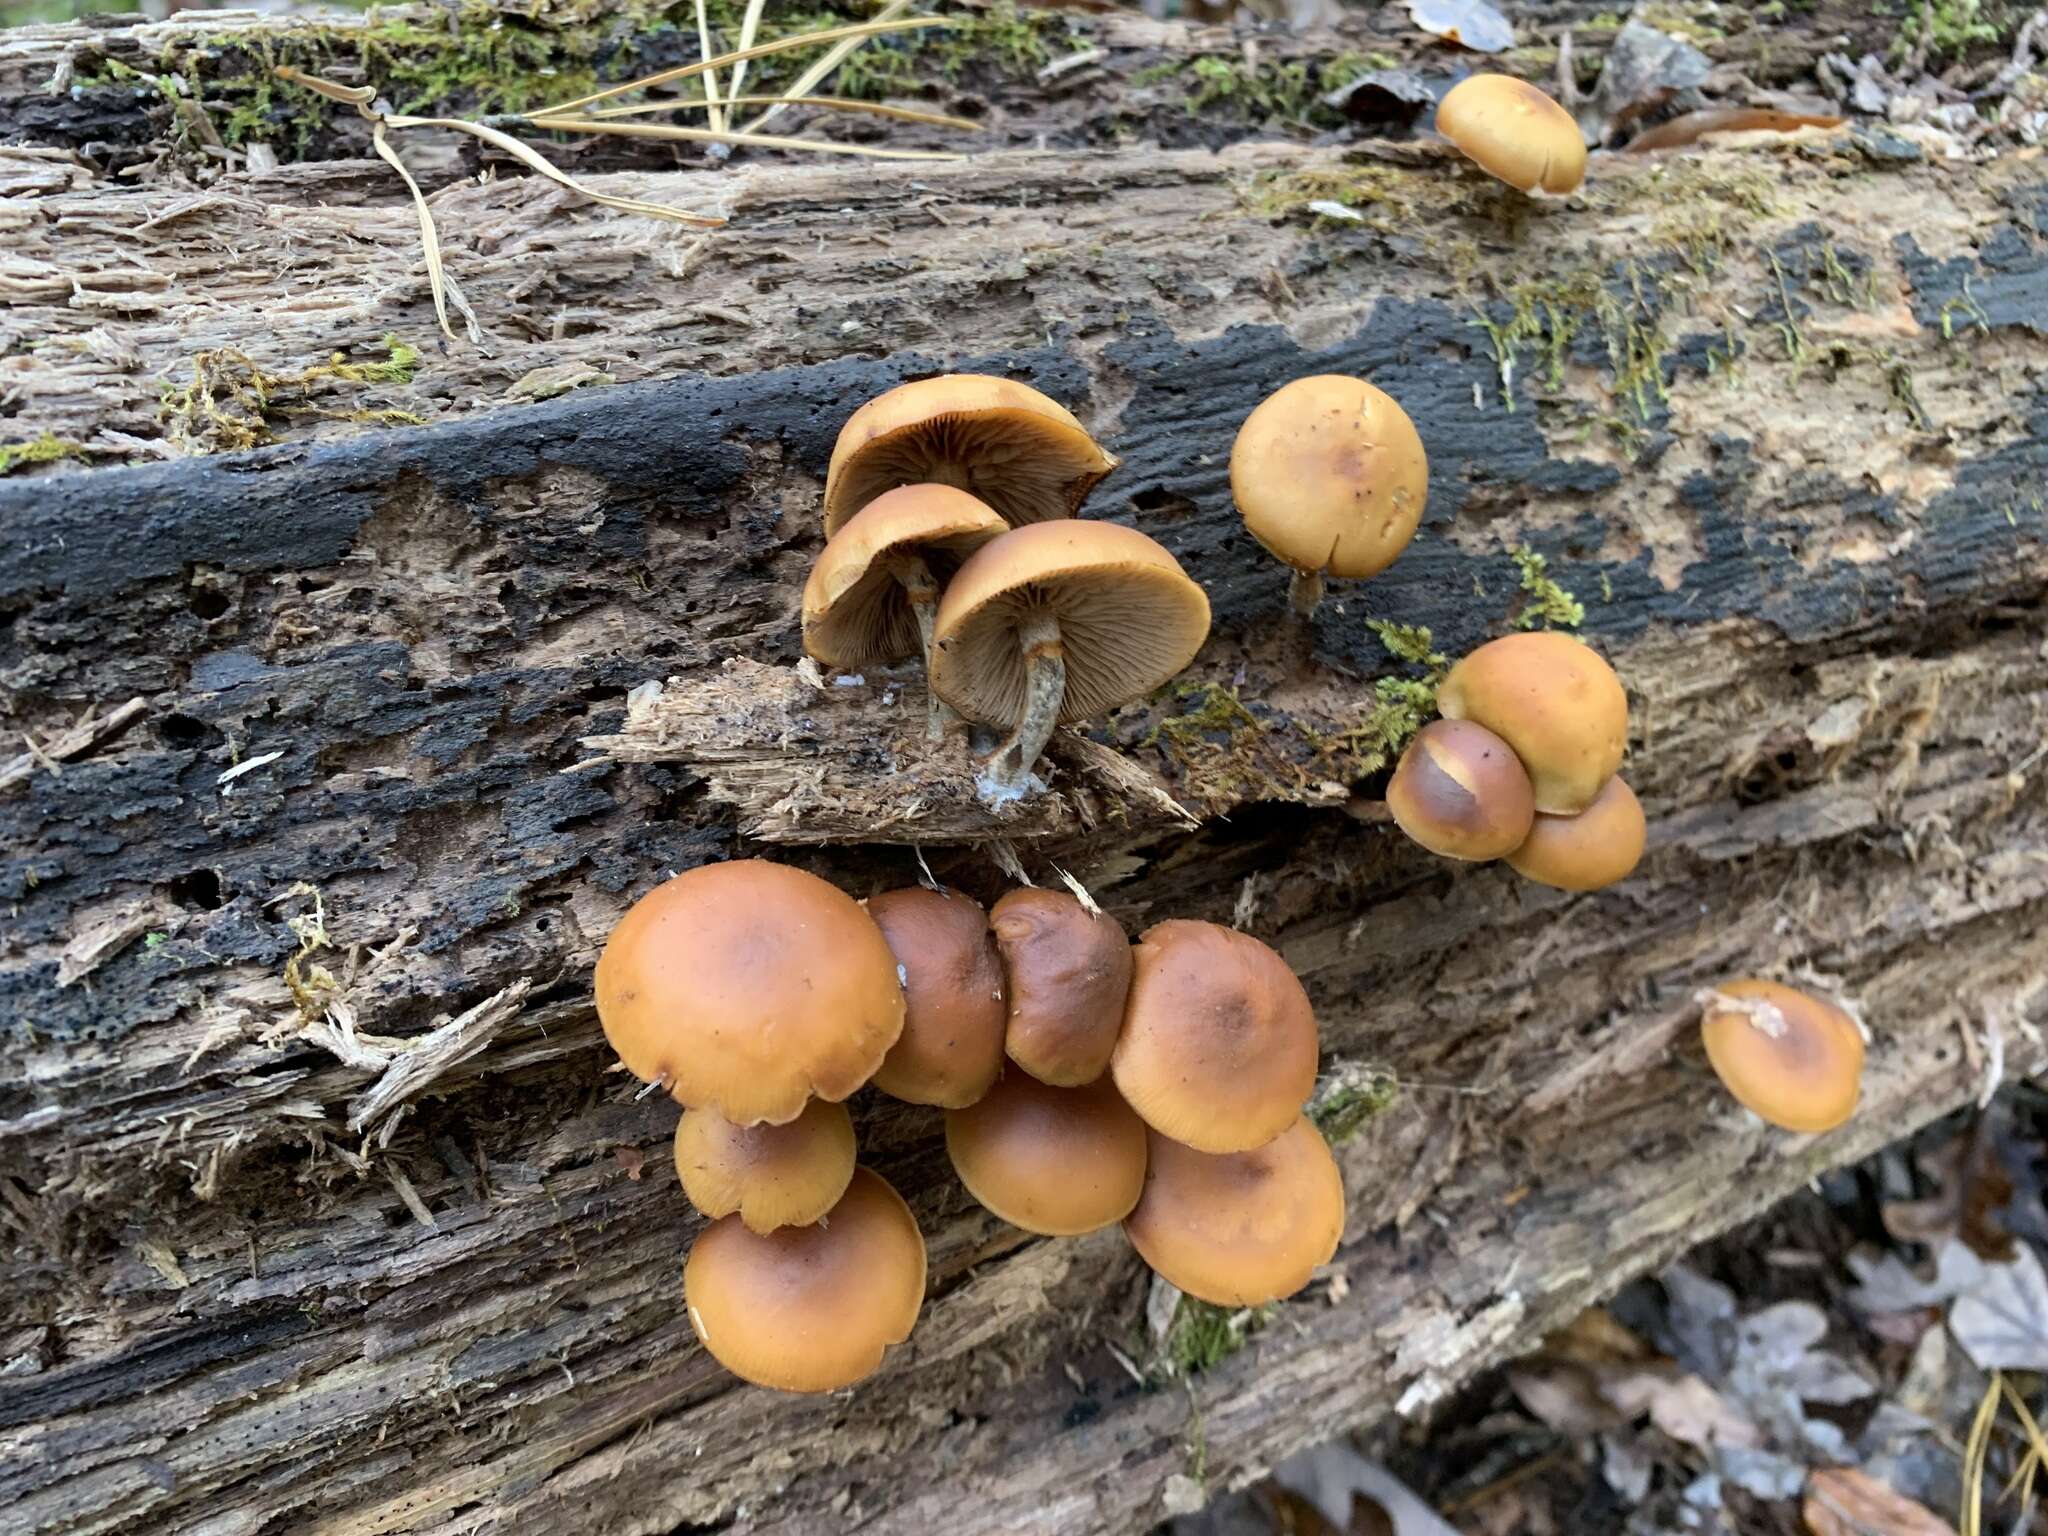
[0, 433, 85, 476]
[1309, 1064, 1396, 1145]
[1148, 48, 1371, 129]
[1166, 1297, 1276, 1376]
[1892, 0, 2018, 63]
[1241, 159, 1458, 234]
[1141, 681, 1262, 755]
[159, 336, 425, 451]
[1367, 620, 1445, 669]
[1635, 4, 1727, 43]
[1512, 546, 1586, 629]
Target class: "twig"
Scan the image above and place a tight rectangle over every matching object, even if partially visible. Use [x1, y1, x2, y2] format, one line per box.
[585, 93, 979, 131]
[524, 116, 964, 161]
[0, 696, 147, 793]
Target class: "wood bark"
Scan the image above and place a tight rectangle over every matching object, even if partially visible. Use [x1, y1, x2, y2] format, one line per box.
[4, 5, 2048, 1534]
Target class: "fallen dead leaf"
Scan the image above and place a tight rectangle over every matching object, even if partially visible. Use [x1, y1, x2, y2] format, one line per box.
[1885, 1114, 2019, 1262]
[1623, 107, 1843, 151]
[1802, 1466, 1957, 1536]
[1948, 1242, 2048, 1372]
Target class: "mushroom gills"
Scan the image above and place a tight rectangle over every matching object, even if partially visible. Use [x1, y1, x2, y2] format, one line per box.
[979, 610, 1066, 799]
[882, 547, 954, 742]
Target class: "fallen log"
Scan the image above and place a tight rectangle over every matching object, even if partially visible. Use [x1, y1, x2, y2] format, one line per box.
[2, 6, 2047, 1534]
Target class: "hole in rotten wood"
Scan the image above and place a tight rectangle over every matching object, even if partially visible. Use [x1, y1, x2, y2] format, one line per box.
[188, 588, 231, 621]
[166, 868, 226, 911]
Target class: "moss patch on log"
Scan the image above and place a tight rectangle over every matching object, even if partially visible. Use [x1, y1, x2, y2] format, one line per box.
[0, 433, 85, 477]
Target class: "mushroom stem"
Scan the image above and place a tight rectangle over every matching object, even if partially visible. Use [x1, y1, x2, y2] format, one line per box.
[884, 551, 955, 742]
[983, 612, 1066, 793]
[1287, 567, 1326, 619]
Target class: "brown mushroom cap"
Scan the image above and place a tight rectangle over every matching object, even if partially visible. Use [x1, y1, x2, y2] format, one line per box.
[594, 860, 904, 1126]
[1507, 775, 1646, 891]
[866, 886, 1007, 1109]
[991, 887, 1132, 1087]
[1111, 919, 1319, 1154]
[823, 374, 1118, 535]
[1435, 74, 1588, 195]
[1387, 718, 1535, 861]
[1228, 375, 1429, 582]
[1437, 631, 1628, 815]
[685, 1166, 926, 1393]
[1700, 979, 1863, 1134]
[1124, 1117, 1345, 1307]
[673, 1097, 856, 1234]
[946, 1072, 1148, 1236]
[929, 521, 1211, 729]
[803, 485, 1009, 668]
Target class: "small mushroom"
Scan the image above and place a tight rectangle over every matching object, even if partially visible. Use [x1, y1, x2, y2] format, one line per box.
[1229, 375, 1429, 618]
[1507, 775, 1645, 891]
[803, 484, 1008, 740]
[594, 860, 904, 1125]
[946, 1072, 1148, 1236]
[684, 1167, 926, 1393]
[1124, 1117, 1345, 1307]
[1434, 74, 1588, 195]
[930, 521, 1211, 798]
[1111, 919, 1319, 1154]
[673, 1097, 855, 1234]
[991, 886, 1132, 1087]
[1700, 978, 1863, 1134]
[1386, 718, 1535, 861]
[866, 886, 1007, 1109]
[823, 374, 1119, 534]
[1436, 631, 1627, 814]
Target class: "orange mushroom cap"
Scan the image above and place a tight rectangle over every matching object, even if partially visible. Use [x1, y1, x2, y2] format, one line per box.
[946, 1072, 1148, 1236]
[1387, 718, 1535, 862]
[1436, 631, 1628, 815]
[673, 1098, 856, 1234]
[991, 887, 1133, 1087]
[685, 1167, 926, 1393]
[1435, 74, 1588, 195]
[823, 374, 1118, 534]
[866, 886, 1008, 1109]
[803, 484, 1008, 668]
[594, 860, 904, 1125]
[1228, 375, 1429, 583]
[1507, 775, 1646, 891]
[1124, 1117, 1345, 1307]
[1111, 919, 1319, 1154]
[1700, 978, 1864, 1134]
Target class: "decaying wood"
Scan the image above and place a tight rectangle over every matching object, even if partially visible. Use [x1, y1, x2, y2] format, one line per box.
[3, 4, 2047, 1532]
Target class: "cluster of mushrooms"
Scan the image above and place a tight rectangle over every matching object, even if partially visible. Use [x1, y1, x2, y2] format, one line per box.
[595, 859, 1340, 1393]
[802, 375, 1211, 798]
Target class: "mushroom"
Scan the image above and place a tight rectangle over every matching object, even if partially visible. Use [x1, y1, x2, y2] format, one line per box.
[990, 886, 1132, 1087]
[1507, 775, 1645, 891]
[1111, 919, 1319, 1154]
[823, 374, 1119, 534]
[684, 1166, 926, 1393]
[1436, 631, 1627, 814]
[1229, 375, 1429, 619]
[1123, 1117, 1345, 1307]
[803, 484, 1008, 741]
[1699, 978, 1863, 1134]
[946, 1072, 1148, 1236]
[594, 860, 903, 1125]
[1386, 718, 1536, 861]
[673, 1097, 855, 1234]
[1434, 74, 1588, 195]
[929, 521, 1211, 798]
[865, 886, 1007, 1109]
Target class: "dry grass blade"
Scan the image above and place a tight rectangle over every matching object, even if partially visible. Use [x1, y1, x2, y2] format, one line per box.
[525, 116, 964, 161]
[383, 114, 729, 224]
[1998, 1376, 2048, 1504]
[530, 15, 951, 117]
[1962, 1370, 2002, 1536]
[369, 119, 458, 343]
[273, 65, 375, 107]
[586, 93, 980, 132]
[693, 0, 725, 134]
[728, 0, 770, 106]
[743, 0, 912, 135]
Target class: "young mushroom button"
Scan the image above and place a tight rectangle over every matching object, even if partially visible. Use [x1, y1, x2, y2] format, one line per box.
[1387, 718, 1536, 862]
[865, 886, 1008, 1110]
[991, 886, 1132, 1087]
[803, 485, 1008, 741]
[1229, 375, 1429, 619]
[1699, 978, 1864, 1135]
[593, 860, 904, 1126]
[1435, 73, 1589, 195]
[823, 374, 1119, 534]
[946, 1073, 1148, 1237]
[684, 1167, 927, 1394]
[1437, 631, 1628, 815]
[1124, 1117, 1345, 1308]
[929, 521, 1211, 799]
[1507, 775, 1646, 891]
[673, 1098, 856, 1234]
[1111, 920, 1320, 1155]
